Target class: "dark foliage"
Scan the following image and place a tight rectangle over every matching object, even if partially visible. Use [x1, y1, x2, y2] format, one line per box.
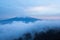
[23, 33, 32, 40]
[14, 29, 60, 40]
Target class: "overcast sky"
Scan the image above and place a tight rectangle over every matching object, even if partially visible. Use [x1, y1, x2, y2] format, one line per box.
[0, 0, 60, 19]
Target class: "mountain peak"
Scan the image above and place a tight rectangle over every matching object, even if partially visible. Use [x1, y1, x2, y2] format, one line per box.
[0, 17, 42, 24]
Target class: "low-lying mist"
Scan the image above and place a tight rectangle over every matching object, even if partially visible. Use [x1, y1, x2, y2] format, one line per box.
[0, 20, 60, 40]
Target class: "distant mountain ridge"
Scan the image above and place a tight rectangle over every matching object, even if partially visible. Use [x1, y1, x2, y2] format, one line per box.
[0, 17, 41, 24]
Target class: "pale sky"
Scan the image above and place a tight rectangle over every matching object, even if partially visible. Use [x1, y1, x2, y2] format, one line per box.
[0, 0, 60, 19]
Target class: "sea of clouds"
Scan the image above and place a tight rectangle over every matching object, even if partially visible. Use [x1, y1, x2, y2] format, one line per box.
[0, 20, 60, 40]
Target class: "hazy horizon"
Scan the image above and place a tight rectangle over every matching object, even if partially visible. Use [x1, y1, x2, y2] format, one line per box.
[0, 0, 60, 19]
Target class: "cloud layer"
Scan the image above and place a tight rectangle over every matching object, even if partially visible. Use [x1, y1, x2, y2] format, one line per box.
[24, 5, 60, 16]
[0, 20, 60, 40]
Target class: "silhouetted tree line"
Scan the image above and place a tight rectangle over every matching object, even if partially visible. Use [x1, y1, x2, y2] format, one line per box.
[14, 29, 60, 40]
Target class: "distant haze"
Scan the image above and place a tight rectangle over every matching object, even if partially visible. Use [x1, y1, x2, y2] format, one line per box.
[31, 16, 60, 20]
[0, 0, 60, 19]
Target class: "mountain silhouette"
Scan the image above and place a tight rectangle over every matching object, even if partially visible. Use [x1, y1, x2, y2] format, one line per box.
[0, 17, 41, 24]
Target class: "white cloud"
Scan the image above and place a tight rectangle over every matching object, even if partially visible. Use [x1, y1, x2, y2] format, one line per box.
[24, 5, 60, 17]
[24, 5, 60, 12]
[0, 20, 60, 40]
[25, 6, 50, 12]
